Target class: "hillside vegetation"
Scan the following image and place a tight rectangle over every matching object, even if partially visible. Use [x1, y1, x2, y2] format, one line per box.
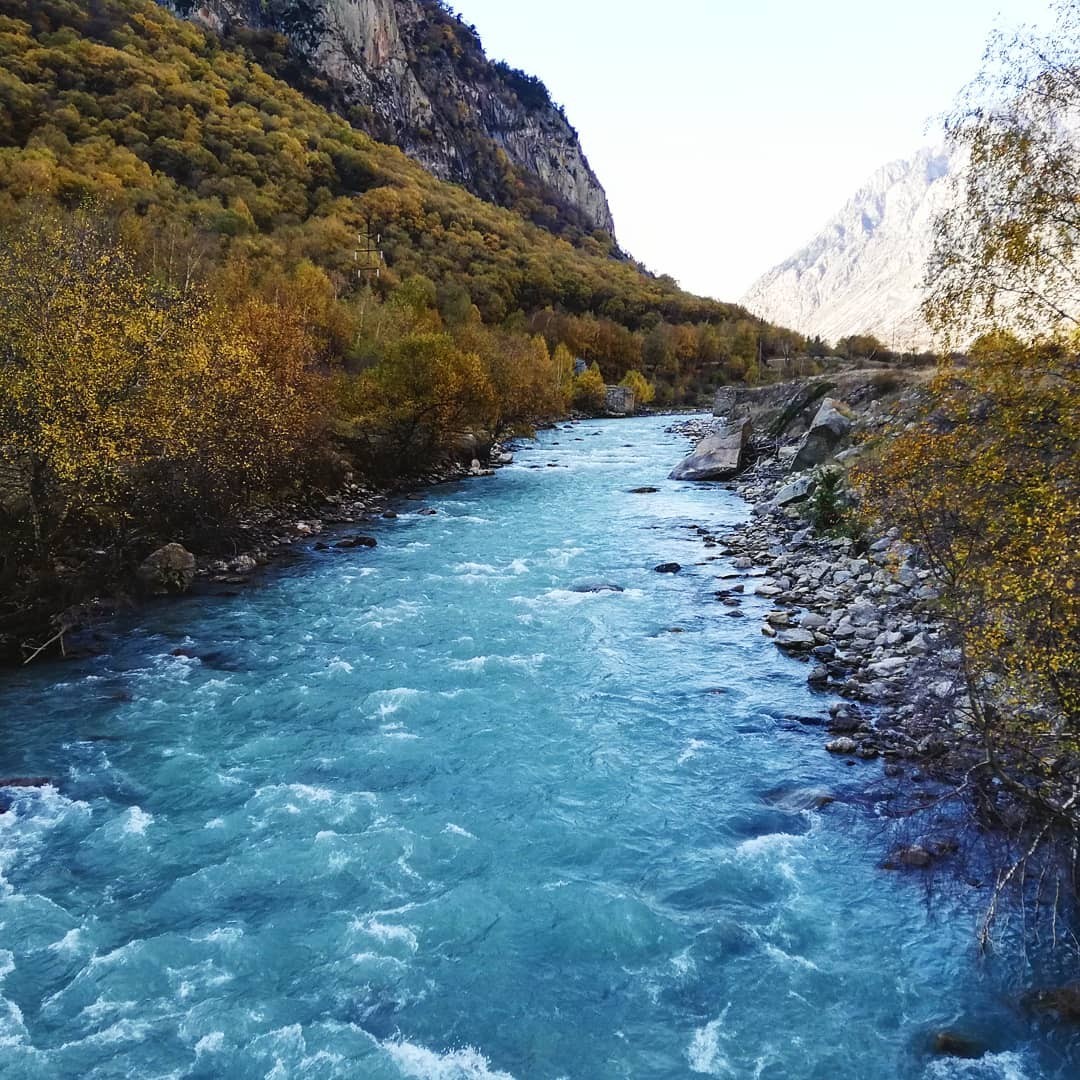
[0, 0, 808, 657]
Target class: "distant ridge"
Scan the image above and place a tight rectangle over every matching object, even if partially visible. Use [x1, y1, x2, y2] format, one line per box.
[741, 147, 957, 351]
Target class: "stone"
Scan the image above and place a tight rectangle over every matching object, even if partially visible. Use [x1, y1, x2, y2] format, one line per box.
[775, 628, 817, 650]
[772, 475, 817, 508]
[763, 785, 835, 811]
[136, 543, 196, 595]
[712, 385, 737, 417]
[669, 417, 753, 481]
[931, 1032, 984, 1059]
[893, 845, 933, 869]
[800, 613, 828, 630]
[868, 657, 908, 677]
[628, 487, 659, 494]
[336, 536, 378, 549]
[826, 737, 858, 754]
[571, 583, 625, 593]
[654, 563, 682, 574]
[791, 398, 853, 470]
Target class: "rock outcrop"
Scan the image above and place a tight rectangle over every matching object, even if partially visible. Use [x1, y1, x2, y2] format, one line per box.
[168, 0, 614, 236]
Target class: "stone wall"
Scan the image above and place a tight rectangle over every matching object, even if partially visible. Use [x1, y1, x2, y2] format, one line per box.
[604, 386, 635, 415]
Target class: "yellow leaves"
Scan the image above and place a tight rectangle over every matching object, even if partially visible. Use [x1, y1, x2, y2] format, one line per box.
[0, 205, 328, 543]
[854, 335, 1080, 732]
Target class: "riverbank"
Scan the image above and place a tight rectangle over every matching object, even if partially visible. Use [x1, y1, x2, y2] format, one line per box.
[667, 400, 979, 873]
[1, 449, 513, 667]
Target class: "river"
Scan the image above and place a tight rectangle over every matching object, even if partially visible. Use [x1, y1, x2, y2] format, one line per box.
[0, 416, 1075, 1078]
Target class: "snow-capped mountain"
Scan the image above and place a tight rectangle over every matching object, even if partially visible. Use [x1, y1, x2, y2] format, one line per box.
[741, 147, 958, 351]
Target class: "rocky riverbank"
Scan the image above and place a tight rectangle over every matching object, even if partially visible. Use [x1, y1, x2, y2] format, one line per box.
[667, 382, 981, 868]
[3, 449, 514, 666]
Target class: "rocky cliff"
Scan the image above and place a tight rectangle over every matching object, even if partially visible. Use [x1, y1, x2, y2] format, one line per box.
[169, 0, 615, 237]
[741, 147, 958, 351]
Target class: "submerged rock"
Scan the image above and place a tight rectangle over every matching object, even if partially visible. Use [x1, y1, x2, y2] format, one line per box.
[654, 563, 682, 574]
[571, 583, 625, 593]
[1022, 984, 1080, 1024]
[931, 1031, 985, 1059]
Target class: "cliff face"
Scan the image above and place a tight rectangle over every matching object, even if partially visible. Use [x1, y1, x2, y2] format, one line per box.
[741, 147, 957, 351]
[170, 0, 615, 237]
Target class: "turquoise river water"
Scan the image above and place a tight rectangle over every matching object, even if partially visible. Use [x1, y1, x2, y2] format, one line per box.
[0, 416, 1077, 1079]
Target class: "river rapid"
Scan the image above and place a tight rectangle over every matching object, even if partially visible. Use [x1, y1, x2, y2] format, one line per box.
[0, 416, 1076, 1079]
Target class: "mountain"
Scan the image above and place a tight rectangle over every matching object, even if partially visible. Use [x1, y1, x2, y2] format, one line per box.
[741, 147, 958, 351]
[167, 0, 615, 239]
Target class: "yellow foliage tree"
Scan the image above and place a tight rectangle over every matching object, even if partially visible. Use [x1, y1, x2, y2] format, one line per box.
[619, 369, 654, 407]
[0, 206, 324, 559]
[572, 362, 606, 414]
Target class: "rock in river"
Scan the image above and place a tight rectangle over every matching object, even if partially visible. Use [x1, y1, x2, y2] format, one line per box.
[654, 563, 683, 574]
[669, 417, 753, 481]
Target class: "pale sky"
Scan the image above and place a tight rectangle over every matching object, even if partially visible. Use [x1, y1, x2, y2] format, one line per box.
[449, 0, 1055, 302]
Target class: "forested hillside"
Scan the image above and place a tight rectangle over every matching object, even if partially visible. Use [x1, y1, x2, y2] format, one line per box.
[0, 0, 807, 658]
[0, 0, 796, 392]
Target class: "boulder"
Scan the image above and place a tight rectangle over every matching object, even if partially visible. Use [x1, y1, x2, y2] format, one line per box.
[654, 563, 682, 574]
[136, 543, 196, 595]
[826, 737, 858, 755]
[335, 536, 378, 549]
[775, 628, 816, 651]
[669, 417, 753, 481]
[772, 475, 817, 508]
[791, 398, 853, 471]
[712, 385, 737, 418]
[931, 1031, 984, 1059]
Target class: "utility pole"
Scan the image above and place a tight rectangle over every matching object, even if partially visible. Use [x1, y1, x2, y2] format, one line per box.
[355, 219, 383, 282]
[354, 219, 384, 344]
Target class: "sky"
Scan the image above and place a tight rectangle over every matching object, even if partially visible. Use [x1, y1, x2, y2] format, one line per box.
[448, 0, 1055, 302]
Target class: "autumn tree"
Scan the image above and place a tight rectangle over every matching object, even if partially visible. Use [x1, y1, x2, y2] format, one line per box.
[619, 369, 654, 407]
[0, 204, 325, 560]
[925, 0, 1080, 342]
[571, 362, 606, 414]
[855, 0, 1080, 943]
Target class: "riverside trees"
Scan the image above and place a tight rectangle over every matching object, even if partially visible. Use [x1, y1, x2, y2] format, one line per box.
[855, 0, 1080, 941]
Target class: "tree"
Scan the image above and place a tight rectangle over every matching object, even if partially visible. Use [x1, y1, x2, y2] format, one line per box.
[925, 0, 1080, 343]
[619, 369, 654, 407]
[571, 362, 606, 413]
[855, 1, 1080, 944]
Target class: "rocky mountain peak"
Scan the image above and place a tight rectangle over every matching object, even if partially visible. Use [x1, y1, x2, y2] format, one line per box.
[741, 146, 958, 351]
[167, 0, 615, 238]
